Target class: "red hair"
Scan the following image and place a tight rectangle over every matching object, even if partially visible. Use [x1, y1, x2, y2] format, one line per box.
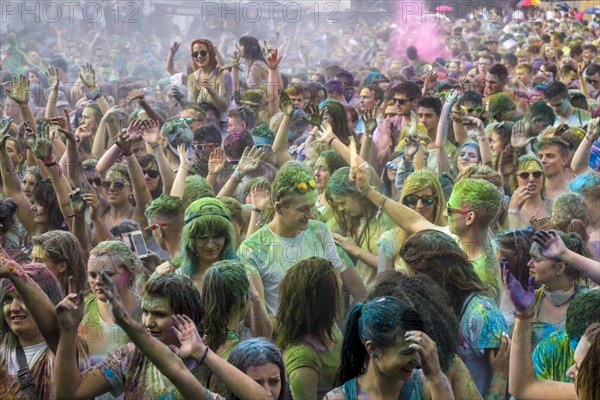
[190, 39, 218, 72]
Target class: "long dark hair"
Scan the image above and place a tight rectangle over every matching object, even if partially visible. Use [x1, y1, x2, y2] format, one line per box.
[277, 257, 340, 350]
[400, 230, 486, 316]
[239, 36, 267, 63]
[335, 296, 423, 386]
[33, 180, 66, 231]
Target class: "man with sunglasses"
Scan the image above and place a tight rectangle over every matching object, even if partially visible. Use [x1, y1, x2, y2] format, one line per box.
[581, 63, 600, 100]
[351, 166, 503, 303]
[180, 104, 206, 133]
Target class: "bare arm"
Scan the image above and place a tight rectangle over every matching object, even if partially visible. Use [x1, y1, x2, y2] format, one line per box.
[340, 267, 367, 302]
[377, 246, 395, 275]
[96, 144, 122, 179]
[165, 42, 180, 75]
[571, 118, 598, 176]
[245, 268, 273, 339]
[266, 49, 283, 119]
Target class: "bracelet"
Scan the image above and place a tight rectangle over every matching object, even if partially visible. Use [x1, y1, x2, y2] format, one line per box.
[508, 208, 520, 215]
[122, 151, 133, 157]
[477, 135, 488, 141]
[514, 310, 534, 320]
[198, 345, 210, 366]
[43, 161, 57, 167]
[376, 195, 388, 219]
[150, 143, 160, 149]
[41, 155, 55, 166]
[252, 208, 264, 213]
[233, 169, 244, 183]
[359, 185, 374, 197]
[327, 136, 336, 147]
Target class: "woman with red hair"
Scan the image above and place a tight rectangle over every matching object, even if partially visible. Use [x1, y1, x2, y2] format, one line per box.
[187, 39, 233, 130]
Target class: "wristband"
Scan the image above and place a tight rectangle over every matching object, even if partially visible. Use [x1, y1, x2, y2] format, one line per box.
[513, 310, 534, 320]
[87, 88, 102, 101]
[233, 169, 244, 183]
[360, 185, 374, 197]
[327, 136, 336, 147]
[508, 208, 520, 215]
[252, 208, 264, 213]
[150, 143, 160, 149]
[44, 162, 57, 168]
[198, 345, 210, 366]
[122, 150, 133, 157]
[41, 155, 56, 166]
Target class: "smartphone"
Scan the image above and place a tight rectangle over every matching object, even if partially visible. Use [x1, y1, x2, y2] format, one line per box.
[462, 120, 475, 126]
[122, 231, 149, 259]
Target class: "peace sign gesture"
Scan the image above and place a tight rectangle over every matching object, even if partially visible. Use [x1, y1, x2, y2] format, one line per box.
[55, 276, 84, 329]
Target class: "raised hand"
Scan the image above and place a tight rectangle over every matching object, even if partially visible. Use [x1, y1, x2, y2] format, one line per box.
[55, 276, 84, 329]
[511, 119, 533, 149]
[79, 63, 97, 89]
[250, 180, 270, 211]
[74, 123, 92, 140]
[100, 271, 129, 323]
[463, 115, 484, 130]
[315, 120, 335, 144]
[405, 331, 443, 379]
[532, 230, 567, 260]
[32, 124, 55, 162]
[349, 163, 370, 193]
[8, 74, 30, 105]
[304, 104, 324, 127]
[125, 89, 144, 104]
[51, 109, 77, 143]
[445, 88, 461, 104]
[501, 257, 536, 314]
[238, 146, 265, 175]
[141, 119, 161, 145]
[83, 190, 101, 221]
[231, 48, 241, 69]
[45, 66, 60, 90]
[170, 314, 206, 360]
[0, 117, 13, 150]
[279, 91, 294, 116]
[126, 118, 145, 140]
[266, 48, 282, 70]
[404, 135, 421, 159]
[69, 182, 86, 215]
[362, 108, 378, 136]
[498, 144, 517, 177]
[169, 41, 181, 55]
[586, 118, 600, 142]
[178, 143, 193, 170]
[423, 71, 438, 93]
[207, 147, 226, 176]
[115, 128, 132, 154]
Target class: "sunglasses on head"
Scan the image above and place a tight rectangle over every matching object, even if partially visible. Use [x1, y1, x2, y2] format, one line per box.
[145, 222, 168, 234]
[446, 201, 478, 217]
[102, 180, 129, 190]
[392, 98, 413, 105]
[460, 105, 483, 113]
[143, 170, 160, 179]
[295, 180, 316, 194]
[403, 194, 437, 206]
[519, 171, 543, 180]
[386, 161, 399, 170]
[191, 50, 208, 59]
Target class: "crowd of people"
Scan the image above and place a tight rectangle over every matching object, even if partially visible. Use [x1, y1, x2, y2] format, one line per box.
[1, 2, 600, 399]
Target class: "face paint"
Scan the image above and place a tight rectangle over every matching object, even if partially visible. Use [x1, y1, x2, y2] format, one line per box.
[141, 296, 178, 345]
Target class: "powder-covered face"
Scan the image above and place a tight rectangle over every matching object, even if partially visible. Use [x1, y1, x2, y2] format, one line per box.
[246, 362, 282, 400]
[457, 144, 480, 173]
[22, 173, 37, 202]
[332, 195, 363, 218]
[195, 236, 226, 264]
[277, 191, 316, 231]
[141, 296, 178, 346]
[369, 328, 421, 382]
[3, 291, 41, 345]
[314, 158, 330, 191]
[516, 161, 544, 195]
[87, 254, 132, 302]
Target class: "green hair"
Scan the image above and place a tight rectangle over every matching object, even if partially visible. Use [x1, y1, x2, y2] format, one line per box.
[566, 290, 600, 345]
[270, 161, 314, 202]
[145, 194, 184, 219]
[317, 150, 348, 176]
[326, 167, 377, 243]
[182, 176, 214, 210]
[452, 178, 502, 225]
[251, 123, 275, 144]
[179, 198, 237, 276]
[201, 260, 249, 350]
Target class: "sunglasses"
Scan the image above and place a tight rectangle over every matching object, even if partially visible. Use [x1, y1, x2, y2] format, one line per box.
[145, 222, 168, 233]
[88, 177, 102, 186]
[194, 143, 217, 152]
[180, 117, 202, 125]
[446, 202, 478, 217]
[295, 180, 316, 194]
[460, 105, 483, 113]
[102, 180, 130, 190]
[403, 194, 437, 206]
[391, 98, 413, 105]
[143, 170, 160, 179]
[518, 171, 543, 180]
[191, 50, 208, 59]
[386, 161, 399, 170]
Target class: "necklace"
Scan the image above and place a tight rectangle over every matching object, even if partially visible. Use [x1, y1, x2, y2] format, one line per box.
[522, 203, 541, 220]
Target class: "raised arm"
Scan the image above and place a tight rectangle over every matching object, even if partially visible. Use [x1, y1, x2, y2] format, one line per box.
[1, 256, 60, 353]
[0, 119, 37, 235]
[217, 146, 265, 198]
[504, 261, 576, 399]
[350, 163, 437, 235]
[165, 42, 181, 75]
[9, 75, 36, 131]
[272, 92, 294, 164]
[142, 119, 175, 193]
[435, 99, 454, 176]
[45, 67, 60, 119]
[359, 108, 378, 161]
[266, 49, 283, 118]
[571, 118, 598, 176]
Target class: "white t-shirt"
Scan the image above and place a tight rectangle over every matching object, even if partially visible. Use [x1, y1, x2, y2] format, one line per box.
[8, 341, 48, 374]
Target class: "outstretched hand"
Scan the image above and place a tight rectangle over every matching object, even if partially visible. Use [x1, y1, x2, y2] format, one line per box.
[170, 314, 207, 360]
[362, 108, 378, 136]
[532, 230, 567, 260]
[32, 124, 55, 162]
[55, 276, 84, 329]
[100, 271, 129, 323]
[238, 146, 265, 175]
[0, 117, 13, 150]
[501, 257, 536, 314]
